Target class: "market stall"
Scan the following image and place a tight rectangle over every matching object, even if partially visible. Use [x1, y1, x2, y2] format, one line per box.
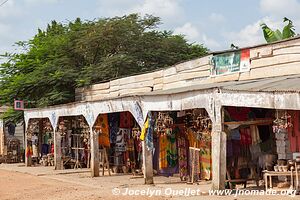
[143, 109, 212, 183]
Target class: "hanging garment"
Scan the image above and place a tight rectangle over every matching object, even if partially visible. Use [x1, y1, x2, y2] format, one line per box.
[108, 113, 120, 144]
[231, 129, 241, 140]
[289, 111, 300, 152]
[119, 111, 134, 128]
[240, 128, 252, 145]
[26, 145, 33, 158]
[140, 119, 149, 141]
[97, 114, 110, 147]
[189, 147, 201, 182]
[159, 134, 168, 169]
[200, 148, 211, 180]
[167, 132, 177, 168]
[116, 128, 130, 152]
[32, 145, 38, 158]
[250, 125, 261, 145]
[226, 107, 251, 121]
[146, 113, 155, 151]
[177, 137, 188, 180]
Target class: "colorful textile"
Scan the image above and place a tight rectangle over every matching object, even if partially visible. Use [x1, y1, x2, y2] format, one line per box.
[231, 129, 241, 140]
[167, 131, 177, 168]
[189, 147, 200, 182]
[200, 148, 211, 180]
[26, 146, 33, 158]
[146, 113, 154, 151]
[116, 128, 130, 152]
[108, 113, 120, 144]
[289, 111, 300, 152]
[140, 119, 149, 141]
[119, 111, 134, 128]
[96, 114, 110, 147]
[240, 128, 252, 145]
[227, 107, 251, 121]
[178, 137, 188, 180]
[159, 134, 168, 169]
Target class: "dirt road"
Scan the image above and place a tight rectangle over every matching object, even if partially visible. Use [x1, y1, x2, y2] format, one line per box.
[0, 169, 297, 200]
[0, 169, 165, 200]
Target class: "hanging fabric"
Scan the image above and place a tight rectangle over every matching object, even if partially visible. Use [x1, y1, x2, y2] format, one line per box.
[119, 111, 134, 128]
[145, 112, 155, 151]
[108, 113, 120, 144]
[97, 114, 110, 147]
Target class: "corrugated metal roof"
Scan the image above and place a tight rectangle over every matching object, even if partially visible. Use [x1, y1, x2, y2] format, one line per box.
[221, 74, 300, 92]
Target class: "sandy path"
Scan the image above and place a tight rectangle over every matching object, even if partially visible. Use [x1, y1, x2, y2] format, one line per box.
[0, 169, 165, 200]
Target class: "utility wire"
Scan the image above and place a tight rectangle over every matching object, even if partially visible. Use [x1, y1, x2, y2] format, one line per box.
[0, 0, 9, 7]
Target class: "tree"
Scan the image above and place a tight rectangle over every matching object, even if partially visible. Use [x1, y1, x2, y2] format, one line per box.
[261, 17, 296, 43]
[0, 14, 208, 122]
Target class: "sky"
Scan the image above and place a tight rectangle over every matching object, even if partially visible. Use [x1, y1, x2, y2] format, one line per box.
[0, 0, 300, 56]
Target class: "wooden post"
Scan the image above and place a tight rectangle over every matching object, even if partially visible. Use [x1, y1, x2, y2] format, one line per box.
[90, 127, 99, 177]
[211, 104, 226, 190]
[142, 140, 154, 184]
[54, 129, 63, 170]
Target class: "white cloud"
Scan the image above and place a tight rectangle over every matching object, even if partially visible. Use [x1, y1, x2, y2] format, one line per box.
[24, 0, 60, 5]
[130, 0, 183, 20]
[0, 0, 23, 18]
[223, 17, 283, 48]
[96, 0, 184, 25]
[174, 22, 200, 41]
[260, 0, 300, 17]
[174, 22, 221, 50]
[209, 13, 226, 24]
[202, 34, 221, 49]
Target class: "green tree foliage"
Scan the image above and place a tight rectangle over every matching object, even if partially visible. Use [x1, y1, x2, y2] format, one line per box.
[261, 17, 296, 43]
[0, 14, 208, 122]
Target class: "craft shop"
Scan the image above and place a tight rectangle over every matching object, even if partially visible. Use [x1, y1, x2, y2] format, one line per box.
[26, 118, 54, 167]
[141, 108, 212, 183]
[224, 106, 300, 190]
[94, 111, 143, 174]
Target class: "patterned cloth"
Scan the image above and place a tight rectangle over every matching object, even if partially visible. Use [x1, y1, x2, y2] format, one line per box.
[119, 111, 134, 128]
[189, 147, 200, 182]
[178, 137, 188, 180]
[159, 134, 168, 169]
[108, 113, 120, 144]
[115, 128, 130, 152]
[96, 114, 110, 147]
[146, 113, 154, 151]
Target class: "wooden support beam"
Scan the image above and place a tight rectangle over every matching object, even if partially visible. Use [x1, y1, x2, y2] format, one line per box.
[90, 127, 99, 177]
[54, 130, 63, 170]
[142, 140, 154, 184]
[211, 104, 227, 190]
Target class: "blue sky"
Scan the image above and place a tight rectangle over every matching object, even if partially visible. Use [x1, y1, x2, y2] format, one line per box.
[0, 0, 300, 56]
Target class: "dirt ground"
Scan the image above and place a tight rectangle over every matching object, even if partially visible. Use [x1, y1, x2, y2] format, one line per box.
[0, 169, 165, 200]
[0, 167, 298, 200]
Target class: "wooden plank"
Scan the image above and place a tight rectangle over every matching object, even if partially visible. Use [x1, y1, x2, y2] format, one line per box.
[251, 54, 300, 69]
[273, 45, 300, 55]
[153, 83, 163, 91]
[250, 46, 273, 59]
[154, 77, 163, 85]
[224, 119, 273, 126]
[240, 61, 300, 81]
[110, 79, 120, 86]
[178, 64, 211, 73]
[163, 66, 177, 77]
[119, 80, 154, 90]
[212, 73, 240, 83]
[162, 81, 188, 90]
[163, 70, 210, 84]
[118, 87, 152, 96]
[175, 56, 211, 72]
